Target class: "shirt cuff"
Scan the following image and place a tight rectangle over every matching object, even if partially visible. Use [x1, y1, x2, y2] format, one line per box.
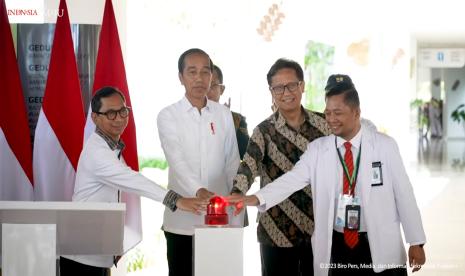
[163, 190, 182, 212]
[410, 241, 426, 247]
[254, 193, 267, 212]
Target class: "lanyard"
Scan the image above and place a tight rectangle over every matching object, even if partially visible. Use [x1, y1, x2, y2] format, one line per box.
[335, 137, 361, 195]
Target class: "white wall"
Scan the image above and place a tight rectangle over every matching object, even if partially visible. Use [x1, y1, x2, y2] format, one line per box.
[125, 0, 418, 158]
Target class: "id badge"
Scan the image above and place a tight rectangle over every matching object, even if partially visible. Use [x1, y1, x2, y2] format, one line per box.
[371, 161, 383, 186]
[335, 194, 352, 228]
[345, 204, 361, 230]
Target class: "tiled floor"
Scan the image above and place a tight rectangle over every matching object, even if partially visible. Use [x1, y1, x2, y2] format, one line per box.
[409, 137, 465, 275]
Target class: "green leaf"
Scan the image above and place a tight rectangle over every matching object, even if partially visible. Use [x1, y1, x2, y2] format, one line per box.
[451, 104, 465, 124]
[138, 157, 168, 170]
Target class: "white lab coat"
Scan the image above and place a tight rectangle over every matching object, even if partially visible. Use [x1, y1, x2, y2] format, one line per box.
[255, 125, 426, 276]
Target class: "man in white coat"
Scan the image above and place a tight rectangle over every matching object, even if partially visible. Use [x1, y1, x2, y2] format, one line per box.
[229, 74, 426, 276]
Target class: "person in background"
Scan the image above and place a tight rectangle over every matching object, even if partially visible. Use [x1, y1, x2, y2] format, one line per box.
[231, 58, 331, 276]
[207, 64, 250, 159]
[429, 97, 442, 138]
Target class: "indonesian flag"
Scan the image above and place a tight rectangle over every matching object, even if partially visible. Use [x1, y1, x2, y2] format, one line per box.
[84, 0, 142, 252]
[33, 0, 85, 201]
[0, 0, 33, 200]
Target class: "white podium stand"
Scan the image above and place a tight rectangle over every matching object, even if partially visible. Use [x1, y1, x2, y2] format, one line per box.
[194, 226, 243, 276]
[0, 201, 125, 276]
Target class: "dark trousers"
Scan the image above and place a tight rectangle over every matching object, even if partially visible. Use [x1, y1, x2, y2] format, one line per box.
[164, 231, 193, 276]
[59, 257, 109, 276]
[329, 231, 407, 276]
[260, 243, 313, 276]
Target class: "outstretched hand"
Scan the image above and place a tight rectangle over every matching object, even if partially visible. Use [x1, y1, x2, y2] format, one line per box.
[176, 197, 209, 215]
[226, 194, 259, 215]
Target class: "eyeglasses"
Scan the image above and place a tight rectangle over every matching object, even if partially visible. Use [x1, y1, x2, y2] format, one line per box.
[210, 83, 225, 91]
[95, 107, 131, 120]
[270, 81, 302, 96]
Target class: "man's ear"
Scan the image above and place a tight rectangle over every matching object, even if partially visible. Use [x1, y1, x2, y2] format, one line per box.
[91, 112, 98, 124]
[178, 72, 184, 85]
[355, 107, 361, 118]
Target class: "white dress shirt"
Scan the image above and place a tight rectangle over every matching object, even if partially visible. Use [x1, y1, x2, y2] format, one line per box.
[64, 131, 170, 268]
[333, 128, 367, 233]
[157, 96, 240, 235]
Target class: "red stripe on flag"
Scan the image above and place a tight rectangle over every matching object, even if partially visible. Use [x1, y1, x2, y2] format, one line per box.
[93, 0, 139, 171]
[0, 0, 33, 184]
[41, 0, 85, 170]
[91, 0, 142, 253]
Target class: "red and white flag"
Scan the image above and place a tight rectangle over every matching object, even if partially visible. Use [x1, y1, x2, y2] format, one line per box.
[84, 0, 142, 252]
[33, 0, 85, 201]
[0, 0, 33, 200]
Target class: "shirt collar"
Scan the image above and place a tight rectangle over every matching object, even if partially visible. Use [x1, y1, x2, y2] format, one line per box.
[181, 96, 211, 113]
[275, 105, 308, 129]
[95, 127, 125, 151]
[204, 99, 213, 111]
[336, 127, 362, 150]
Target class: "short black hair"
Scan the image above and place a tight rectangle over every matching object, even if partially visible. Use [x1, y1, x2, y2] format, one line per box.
[212, 64, 223, 84]
[266, 58, 304, 86]
[178, 48, 213, 73]
[324, 74, 360, 108]
[91, 86, 126, 113]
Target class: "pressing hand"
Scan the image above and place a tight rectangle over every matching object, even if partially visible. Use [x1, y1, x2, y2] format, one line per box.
[176, 197, 209, 215]
[226, 194, 259, 215]
[196, 188, 214, 200]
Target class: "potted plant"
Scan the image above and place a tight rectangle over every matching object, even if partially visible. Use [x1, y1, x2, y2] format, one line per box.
[451, 104, 465, 135]
[451, 104, 465, 123]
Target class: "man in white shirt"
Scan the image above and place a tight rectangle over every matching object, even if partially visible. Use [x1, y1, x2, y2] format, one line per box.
[60, 86, 207, 276]
[229, 75, 426, 276]
[157, 48, 241, 276]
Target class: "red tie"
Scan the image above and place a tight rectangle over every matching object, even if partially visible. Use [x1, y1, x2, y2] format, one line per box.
[343, 141, 359, 248]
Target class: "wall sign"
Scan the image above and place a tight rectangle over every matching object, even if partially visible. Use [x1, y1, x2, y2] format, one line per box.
[419, 48, 465, 68]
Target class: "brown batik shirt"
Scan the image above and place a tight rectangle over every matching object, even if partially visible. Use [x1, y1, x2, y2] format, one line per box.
[231, 107, 331, 247]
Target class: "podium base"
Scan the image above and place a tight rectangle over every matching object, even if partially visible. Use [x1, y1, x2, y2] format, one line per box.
[2, 224, 56, 276]
[194, 226, 243, 276]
